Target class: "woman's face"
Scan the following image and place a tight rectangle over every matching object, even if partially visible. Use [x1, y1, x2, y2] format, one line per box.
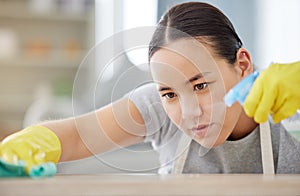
[150, 39, 250, 148]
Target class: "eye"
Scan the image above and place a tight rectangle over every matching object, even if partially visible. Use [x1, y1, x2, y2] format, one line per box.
[194, 83, 208, 91]
[162, 92, 177, 100]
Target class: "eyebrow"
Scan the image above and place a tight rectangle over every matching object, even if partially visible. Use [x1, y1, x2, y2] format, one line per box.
[158, 72, 211, 92]
[184, 72, 212, 86]
[185, 73, 205, 84]
[158, 86, 172, 92]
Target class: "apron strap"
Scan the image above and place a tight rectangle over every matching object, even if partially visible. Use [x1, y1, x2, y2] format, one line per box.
[172, 133, 192, 174]
[259, 122, 275, 174]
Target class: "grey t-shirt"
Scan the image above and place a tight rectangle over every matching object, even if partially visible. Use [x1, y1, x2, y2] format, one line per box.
[127, 83, 300, 174]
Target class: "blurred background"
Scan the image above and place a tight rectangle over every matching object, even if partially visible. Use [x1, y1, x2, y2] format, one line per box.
[0, 0, 94, 136]
[0, 0, 299, 173]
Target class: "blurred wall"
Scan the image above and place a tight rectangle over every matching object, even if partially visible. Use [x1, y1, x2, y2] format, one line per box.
[0, 0, 94, 138]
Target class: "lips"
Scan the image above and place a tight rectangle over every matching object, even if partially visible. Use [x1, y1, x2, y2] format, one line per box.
[190, 124, 212, 137]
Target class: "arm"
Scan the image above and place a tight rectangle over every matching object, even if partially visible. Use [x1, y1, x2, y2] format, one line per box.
[41, 97, 146, 162]
[0, 96, 146, 174]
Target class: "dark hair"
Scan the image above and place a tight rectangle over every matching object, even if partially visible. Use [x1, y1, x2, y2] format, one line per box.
[148, 2, 243, 64]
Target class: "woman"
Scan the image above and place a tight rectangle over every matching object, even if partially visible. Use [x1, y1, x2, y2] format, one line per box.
[1, 2, 299, 175]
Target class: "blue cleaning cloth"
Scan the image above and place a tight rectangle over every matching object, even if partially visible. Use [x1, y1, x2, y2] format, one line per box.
[224, 71, 260, 107]
[0, 159, 26, 177]
[0, 158, 57, 178]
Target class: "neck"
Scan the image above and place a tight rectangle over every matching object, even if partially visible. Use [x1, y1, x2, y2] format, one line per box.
[228, 109, 258, 140]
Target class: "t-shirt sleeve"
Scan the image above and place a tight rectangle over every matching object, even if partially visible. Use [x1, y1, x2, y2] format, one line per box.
[125, 83, 178, 149]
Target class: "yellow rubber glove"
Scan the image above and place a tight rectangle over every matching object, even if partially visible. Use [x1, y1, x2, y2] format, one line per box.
[244, 61, 300, 123]
[0, 125, 61, 174]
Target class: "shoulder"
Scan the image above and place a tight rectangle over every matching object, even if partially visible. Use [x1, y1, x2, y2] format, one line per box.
[126, 83, 179, 145]
[269, 122, 300, 151]
[271, 122, 299, 143]
[127, 83, 160, 105]
[270, 122, 300, 173]
[126, 83, 163, 120]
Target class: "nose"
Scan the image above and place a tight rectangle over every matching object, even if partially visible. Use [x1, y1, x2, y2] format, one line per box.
[181, 95, 202, 120]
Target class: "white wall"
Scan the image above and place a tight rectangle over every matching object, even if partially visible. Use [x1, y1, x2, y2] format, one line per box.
[256, 0, 300, 69]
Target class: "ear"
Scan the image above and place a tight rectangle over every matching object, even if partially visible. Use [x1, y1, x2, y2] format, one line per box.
[235, 48, 253, 78]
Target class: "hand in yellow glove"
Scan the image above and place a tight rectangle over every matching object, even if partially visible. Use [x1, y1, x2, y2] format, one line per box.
[244, 61, 300, 123]
[0, 125, 61, 174]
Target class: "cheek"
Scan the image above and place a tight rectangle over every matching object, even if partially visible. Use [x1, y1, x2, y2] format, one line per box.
[163, 103, 182, 127]
[220, 102, 242, 137]
[225, 103, 241, 121]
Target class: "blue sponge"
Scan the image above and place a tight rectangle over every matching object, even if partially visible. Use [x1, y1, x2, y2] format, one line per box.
[0, 158, 56, 178]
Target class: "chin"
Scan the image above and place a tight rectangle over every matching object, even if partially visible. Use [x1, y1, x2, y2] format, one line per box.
[193, 135, 226, 148]
[192, 125, 228, 148]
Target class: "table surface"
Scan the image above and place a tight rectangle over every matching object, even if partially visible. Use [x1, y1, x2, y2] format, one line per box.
[1, 174, 300, 195]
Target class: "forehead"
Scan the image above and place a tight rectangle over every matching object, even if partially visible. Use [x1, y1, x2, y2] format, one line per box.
[150, 39, 220, 85]
[151, 38, 216, 63]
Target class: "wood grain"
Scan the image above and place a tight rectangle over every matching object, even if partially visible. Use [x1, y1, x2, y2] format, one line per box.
[1, 174, 300, 195]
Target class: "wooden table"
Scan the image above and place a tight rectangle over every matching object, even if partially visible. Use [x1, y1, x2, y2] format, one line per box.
[1, 174, 300, 195]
